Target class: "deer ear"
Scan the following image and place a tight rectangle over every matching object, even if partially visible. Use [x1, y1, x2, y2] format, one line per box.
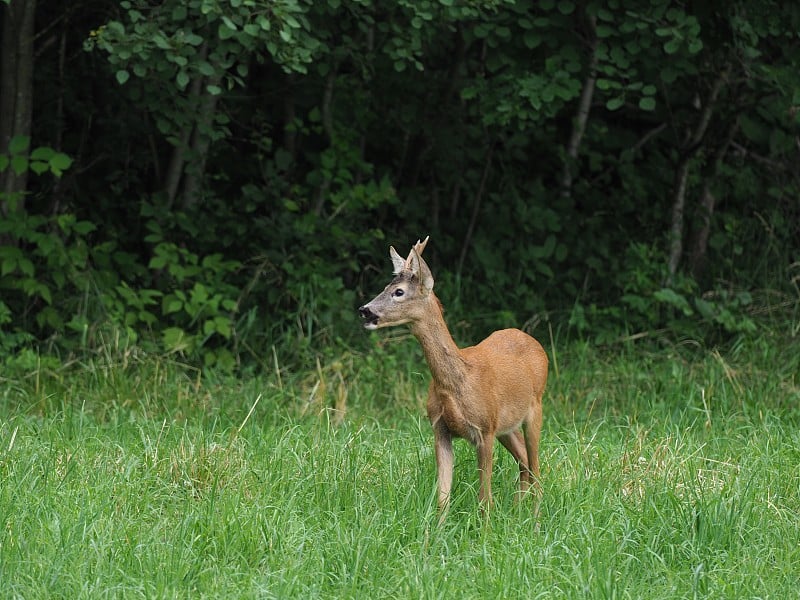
[410, 249, 435, 292]
[389, 246, 406, 274]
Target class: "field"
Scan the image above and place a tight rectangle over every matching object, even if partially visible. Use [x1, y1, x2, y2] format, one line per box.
[1, 334, 799, 598]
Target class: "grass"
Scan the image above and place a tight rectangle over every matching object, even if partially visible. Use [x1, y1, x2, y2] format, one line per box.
[1, 332, 799, 598]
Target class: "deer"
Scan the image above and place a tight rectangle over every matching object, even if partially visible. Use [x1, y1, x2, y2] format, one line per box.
[358, 236, 548, 512]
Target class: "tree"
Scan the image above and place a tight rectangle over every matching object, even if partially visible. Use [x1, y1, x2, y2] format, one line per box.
[1, 0, 798, 364]
[0, 0, 36, 218]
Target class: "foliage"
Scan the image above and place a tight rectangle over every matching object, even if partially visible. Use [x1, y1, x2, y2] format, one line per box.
[0, 137, 78, 354]
[0, 139, 244, 371]
[2, 0, 799, 368]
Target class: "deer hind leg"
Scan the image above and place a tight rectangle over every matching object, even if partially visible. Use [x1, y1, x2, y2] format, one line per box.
[522, 398, 543, 494]
[498, 431, 532, 498]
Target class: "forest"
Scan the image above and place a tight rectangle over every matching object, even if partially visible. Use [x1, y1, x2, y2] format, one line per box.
[2, 2, 800, 597]
[1, 0, 799, 370]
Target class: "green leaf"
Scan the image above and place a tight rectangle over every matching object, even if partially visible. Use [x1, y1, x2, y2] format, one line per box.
[30, 161, 49, 175]
[219, 23, 235, 40]
[536, 262, 554, 278]
[0, 155, 8, 172]
[1, 257, 15, 276]
[18, 258, 35, 277]
[654, 288, 693, 316]
[11, 155, 28, 175]
[663, 39, 681, 54]
[222, 16, 238, 31]
[523, 30, 542, 49]
[197, 61, 215, 76]
[153, 34, 171, 50]
[638, 96, 656, 111]
[149, 255, 168, 269]
[163, 295, 183, 314]
[9, 136, 30, 154]
[116, 69, 130, 85]
[203, 319, 216, 336]
[73, 220, 96, 235]
[597, 8, 613, 21]
[558, 1, 575, 15]
[531, 235, 556, 258]
[694, 298, 716, 320]
[176, 70, 190, 88]
[30, 147, 54, 161]
[49, 153, 72, 175]
[596, 24, 614, 38]
[740, 115, 769, 144]
[38, 284, 53, 305]
[163, 327, 192, 352]
[660, 66, 679, 83]
[606, 96, 625, 111]
[184, 32, 204, 46]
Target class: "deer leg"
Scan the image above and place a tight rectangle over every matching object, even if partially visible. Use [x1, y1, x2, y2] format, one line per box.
[498, 431, 532, 497]
[433, 422, 454, 511]
[476, 434, 494, 508]
[522, 400, 543, 493]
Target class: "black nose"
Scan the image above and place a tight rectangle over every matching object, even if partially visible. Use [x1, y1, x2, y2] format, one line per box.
[358, 305, 374, 319]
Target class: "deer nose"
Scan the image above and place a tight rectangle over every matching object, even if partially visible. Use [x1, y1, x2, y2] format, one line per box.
[358, 305, 374, 320]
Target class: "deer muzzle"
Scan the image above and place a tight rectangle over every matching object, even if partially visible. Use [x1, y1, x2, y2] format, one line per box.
[358, 304, 380, 329]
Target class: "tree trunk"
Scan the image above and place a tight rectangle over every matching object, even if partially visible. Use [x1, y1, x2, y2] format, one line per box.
[665, 67, 728, 285]
[181, 74, 223, 210]
[687, 185, 716, 279]
[163, 43, 207, 209]
[560, 17, 597, 203]
[49, 11, 68, 216]
[314, 68, 337, 215]
[0, 0, 36, 217]
[687, 119, 739, 279]
[457, 140, 494, 278]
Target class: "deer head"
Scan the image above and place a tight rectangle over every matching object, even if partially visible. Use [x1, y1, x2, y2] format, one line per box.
[359, 236, 434, 330]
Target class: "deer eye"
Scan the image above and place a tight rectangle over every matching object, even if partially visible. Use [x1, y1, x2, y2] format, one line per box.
[393, 288, 405, 298]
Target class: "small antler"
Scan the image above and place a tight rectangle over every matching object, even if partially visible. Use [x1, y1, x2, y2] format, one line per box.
[389, 236, 431, 275]
[413, 236, 430, 257]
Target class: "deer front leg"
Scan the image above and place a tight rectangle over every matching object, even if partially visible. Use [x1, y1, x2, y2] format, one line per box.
[476, 434, 494, 508]
[433, 422, 454, 511]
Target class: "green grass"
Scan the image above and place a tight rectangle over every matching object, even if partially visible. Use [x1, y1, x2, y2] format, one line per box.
[1, 333, 799, 598]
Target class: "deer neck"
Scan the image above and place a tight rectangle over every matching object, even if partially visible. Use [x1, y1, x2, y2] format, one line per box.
[410, 293, 467, 392]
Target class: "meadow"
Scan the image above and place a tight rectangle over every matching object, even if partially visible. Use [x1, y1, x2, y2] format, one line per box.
[1, 332, 799, 599]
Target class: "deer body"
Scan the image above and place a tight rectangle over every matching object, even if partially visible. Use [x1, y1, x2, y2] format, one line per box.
[359, 237, 547, 509]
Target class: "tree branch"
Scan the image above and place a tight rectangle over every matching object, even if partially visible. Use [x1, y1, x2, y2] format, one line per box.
[560, 17, 597, 202]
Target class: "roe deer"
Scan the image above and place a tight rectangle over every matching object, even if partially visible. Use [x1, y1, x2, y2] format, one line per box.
[358, 236, 548, 510]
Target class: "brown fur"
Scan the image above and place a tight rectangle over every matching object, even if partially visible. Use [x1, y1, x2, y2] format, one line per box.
[359, 239, 548, 510]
